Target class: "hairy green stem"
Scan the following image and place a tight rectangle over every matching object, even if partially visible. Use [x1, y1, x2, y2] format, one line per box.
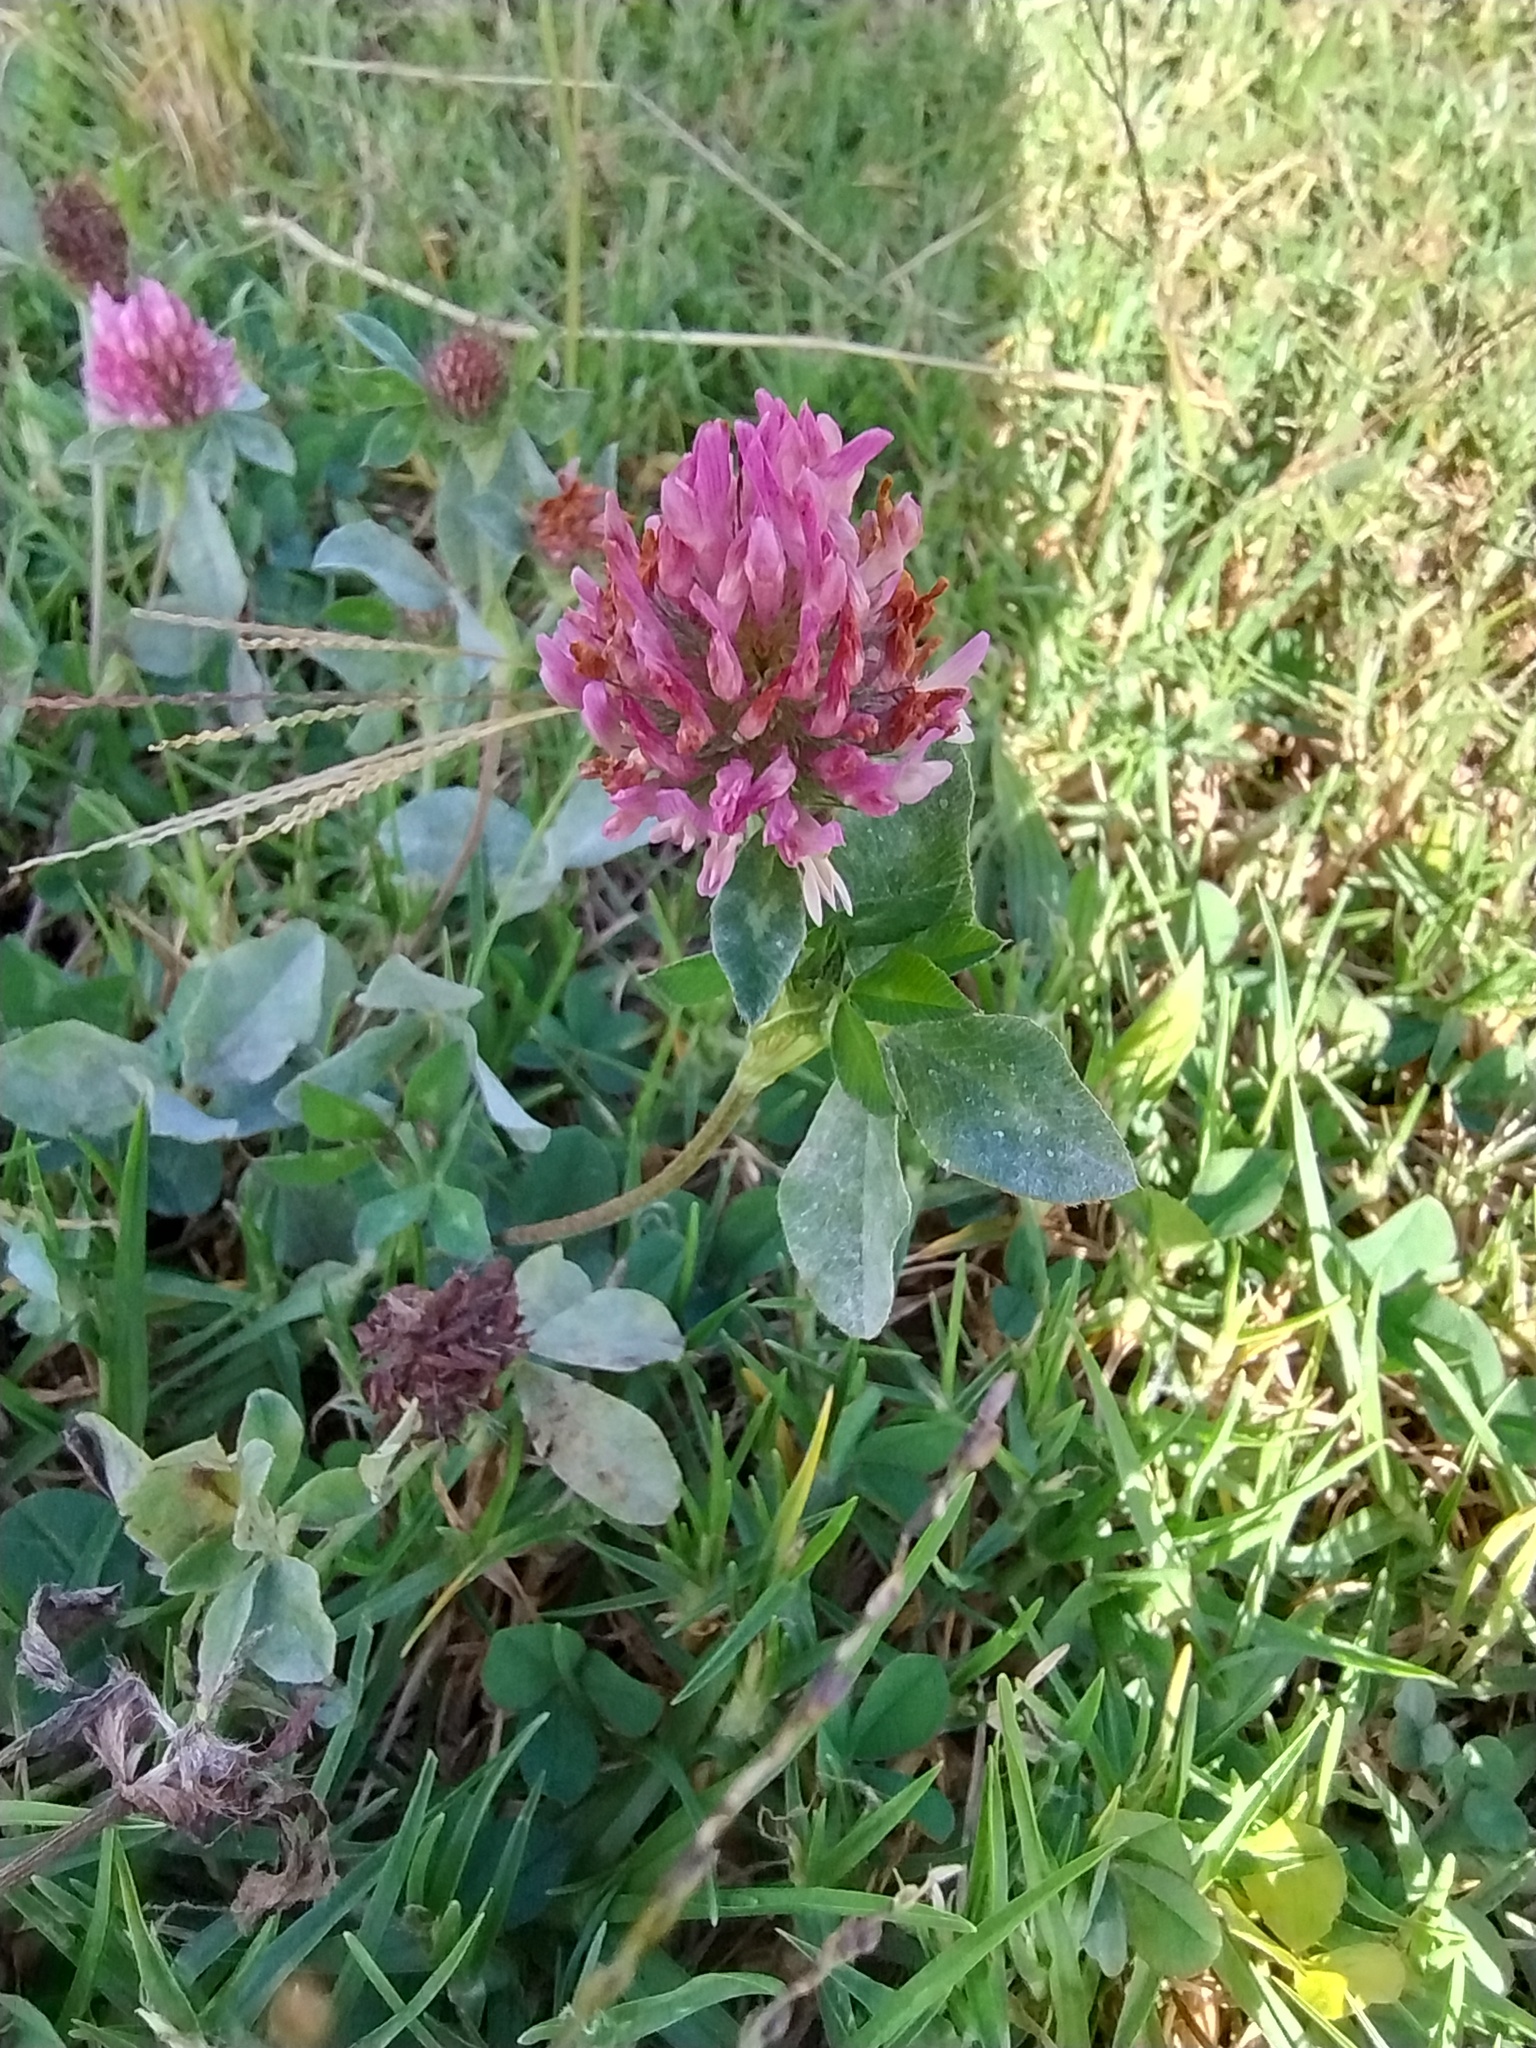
[87, 458, 107, 690]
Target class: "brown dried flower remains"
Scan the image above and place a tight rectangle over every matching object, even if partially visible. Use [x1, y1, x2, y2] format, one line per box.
[40, 177, 130, 298]
[530, 465, 608, 566]
[7, 1585, 333, 1930]
[353, 1258, 525, 1436]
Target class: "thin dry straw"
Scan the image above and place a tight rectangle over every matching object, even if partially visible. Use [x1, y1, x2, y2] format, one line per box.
[85, 611, 527, 745]
[128, 610, 488, 660]
[108, 610, 522, 742]
[248, 206, 1182, 402]
[152, 701, 408, 750]
[8, 706, 568, 877]
[294, 54, 857, 283]
[560, 1375, 1016, 2037]
[736, 1916, 886, 2048]
[299, 56, 1028, 332]
[295, 50, 1063, 351]
[226, 745, 445, 853]
[274, 52, 1228, 408]
[28, 689, 491, 712]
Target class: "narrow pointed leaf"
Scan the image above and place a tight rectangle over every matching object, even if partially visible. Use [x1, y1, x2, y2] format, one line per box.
[312, 521, 449, 611]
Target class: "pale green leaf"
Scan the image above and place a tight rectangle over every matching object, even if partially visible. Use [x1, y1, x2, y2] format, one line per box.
[168, 470, 248, 620]
[838, 749, 975, 946]
[530, 1289, 684, 1372]
[356, 955, 482, 1015]
[515, 1363, 683, 1525]
[243, 1554, 337, 1686]
[177, 923, 337, 1092]
[885, 1014, 1136, 1203]
[1101, 951, 1206, 1107]
[779, 1082, 910, 1339]
[0, 1021, 160, 1138]
[710, 841, 806, 1024]
[312, 520, 450, 611]
[1238, 1818, 1347, 1953]
[1188, 1148, 1291, 1239]
[515, 1245, 594, 1331]
[1346, 1196, 1459, 1294]
[198, 1562, 259, 1703]
[237, 1389, 305, 1500]
[471, 1054, 550, 1154]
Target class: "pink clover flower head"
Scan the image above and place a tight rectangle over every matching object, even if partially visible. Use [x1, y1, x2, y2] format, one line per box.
[83, 280, 244, 430]
[536, 390, 988, 924]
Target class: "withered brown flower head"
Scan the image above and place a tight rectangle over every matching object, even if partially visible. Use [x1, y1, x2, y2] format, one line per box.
[422, 332, 507, 422]
[530, 462, 608, 566]
[353, 1258, 525, 1437]
[40, 177, 130, 299]
[9, 1585, 335, 1931]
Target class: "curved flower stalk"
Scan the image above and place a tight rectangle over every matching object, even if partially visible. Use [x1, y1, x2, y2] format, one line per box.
[538, 390, 989, 923]
[83, 280, 245, 430]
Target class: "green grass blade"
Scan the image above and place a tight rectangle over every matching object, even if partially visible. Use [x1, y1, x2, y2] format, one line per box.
[102, 1101, 150, 1440]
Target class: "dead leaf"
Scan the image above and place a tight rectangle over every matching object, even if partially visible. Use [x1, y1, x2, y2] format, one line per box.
[18, 1583, 120, 1693]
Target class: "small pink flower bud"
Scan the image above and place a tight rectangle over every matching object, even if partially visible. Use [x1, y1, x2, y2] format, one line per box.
[422, 332, 507, 422]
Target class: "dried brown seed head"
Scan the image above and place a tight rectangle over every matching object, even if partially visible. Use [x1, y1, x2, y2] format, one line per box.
[40, 177, 130, 298]
[353, 1258, 525, 1437]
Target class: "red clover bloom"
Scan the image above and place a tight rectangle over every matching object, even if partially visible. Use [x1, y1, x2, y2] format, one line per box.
[537, 391, 988, 922]
[83, 280, 243, 430]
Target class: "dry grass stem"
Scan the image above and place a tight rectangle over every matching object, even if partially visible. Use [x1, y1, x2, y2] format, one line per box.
[245, 210, 1197, 404]
[9, 706, 568, 877]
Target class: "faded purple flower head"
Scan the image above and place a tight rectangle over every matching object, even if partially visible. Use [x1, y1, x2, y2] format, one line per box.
[536, 391, 988, 922]
[353, 1259, 524, 1439]
[83, 280, 243, 430]
[40, 177, 130, 298]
